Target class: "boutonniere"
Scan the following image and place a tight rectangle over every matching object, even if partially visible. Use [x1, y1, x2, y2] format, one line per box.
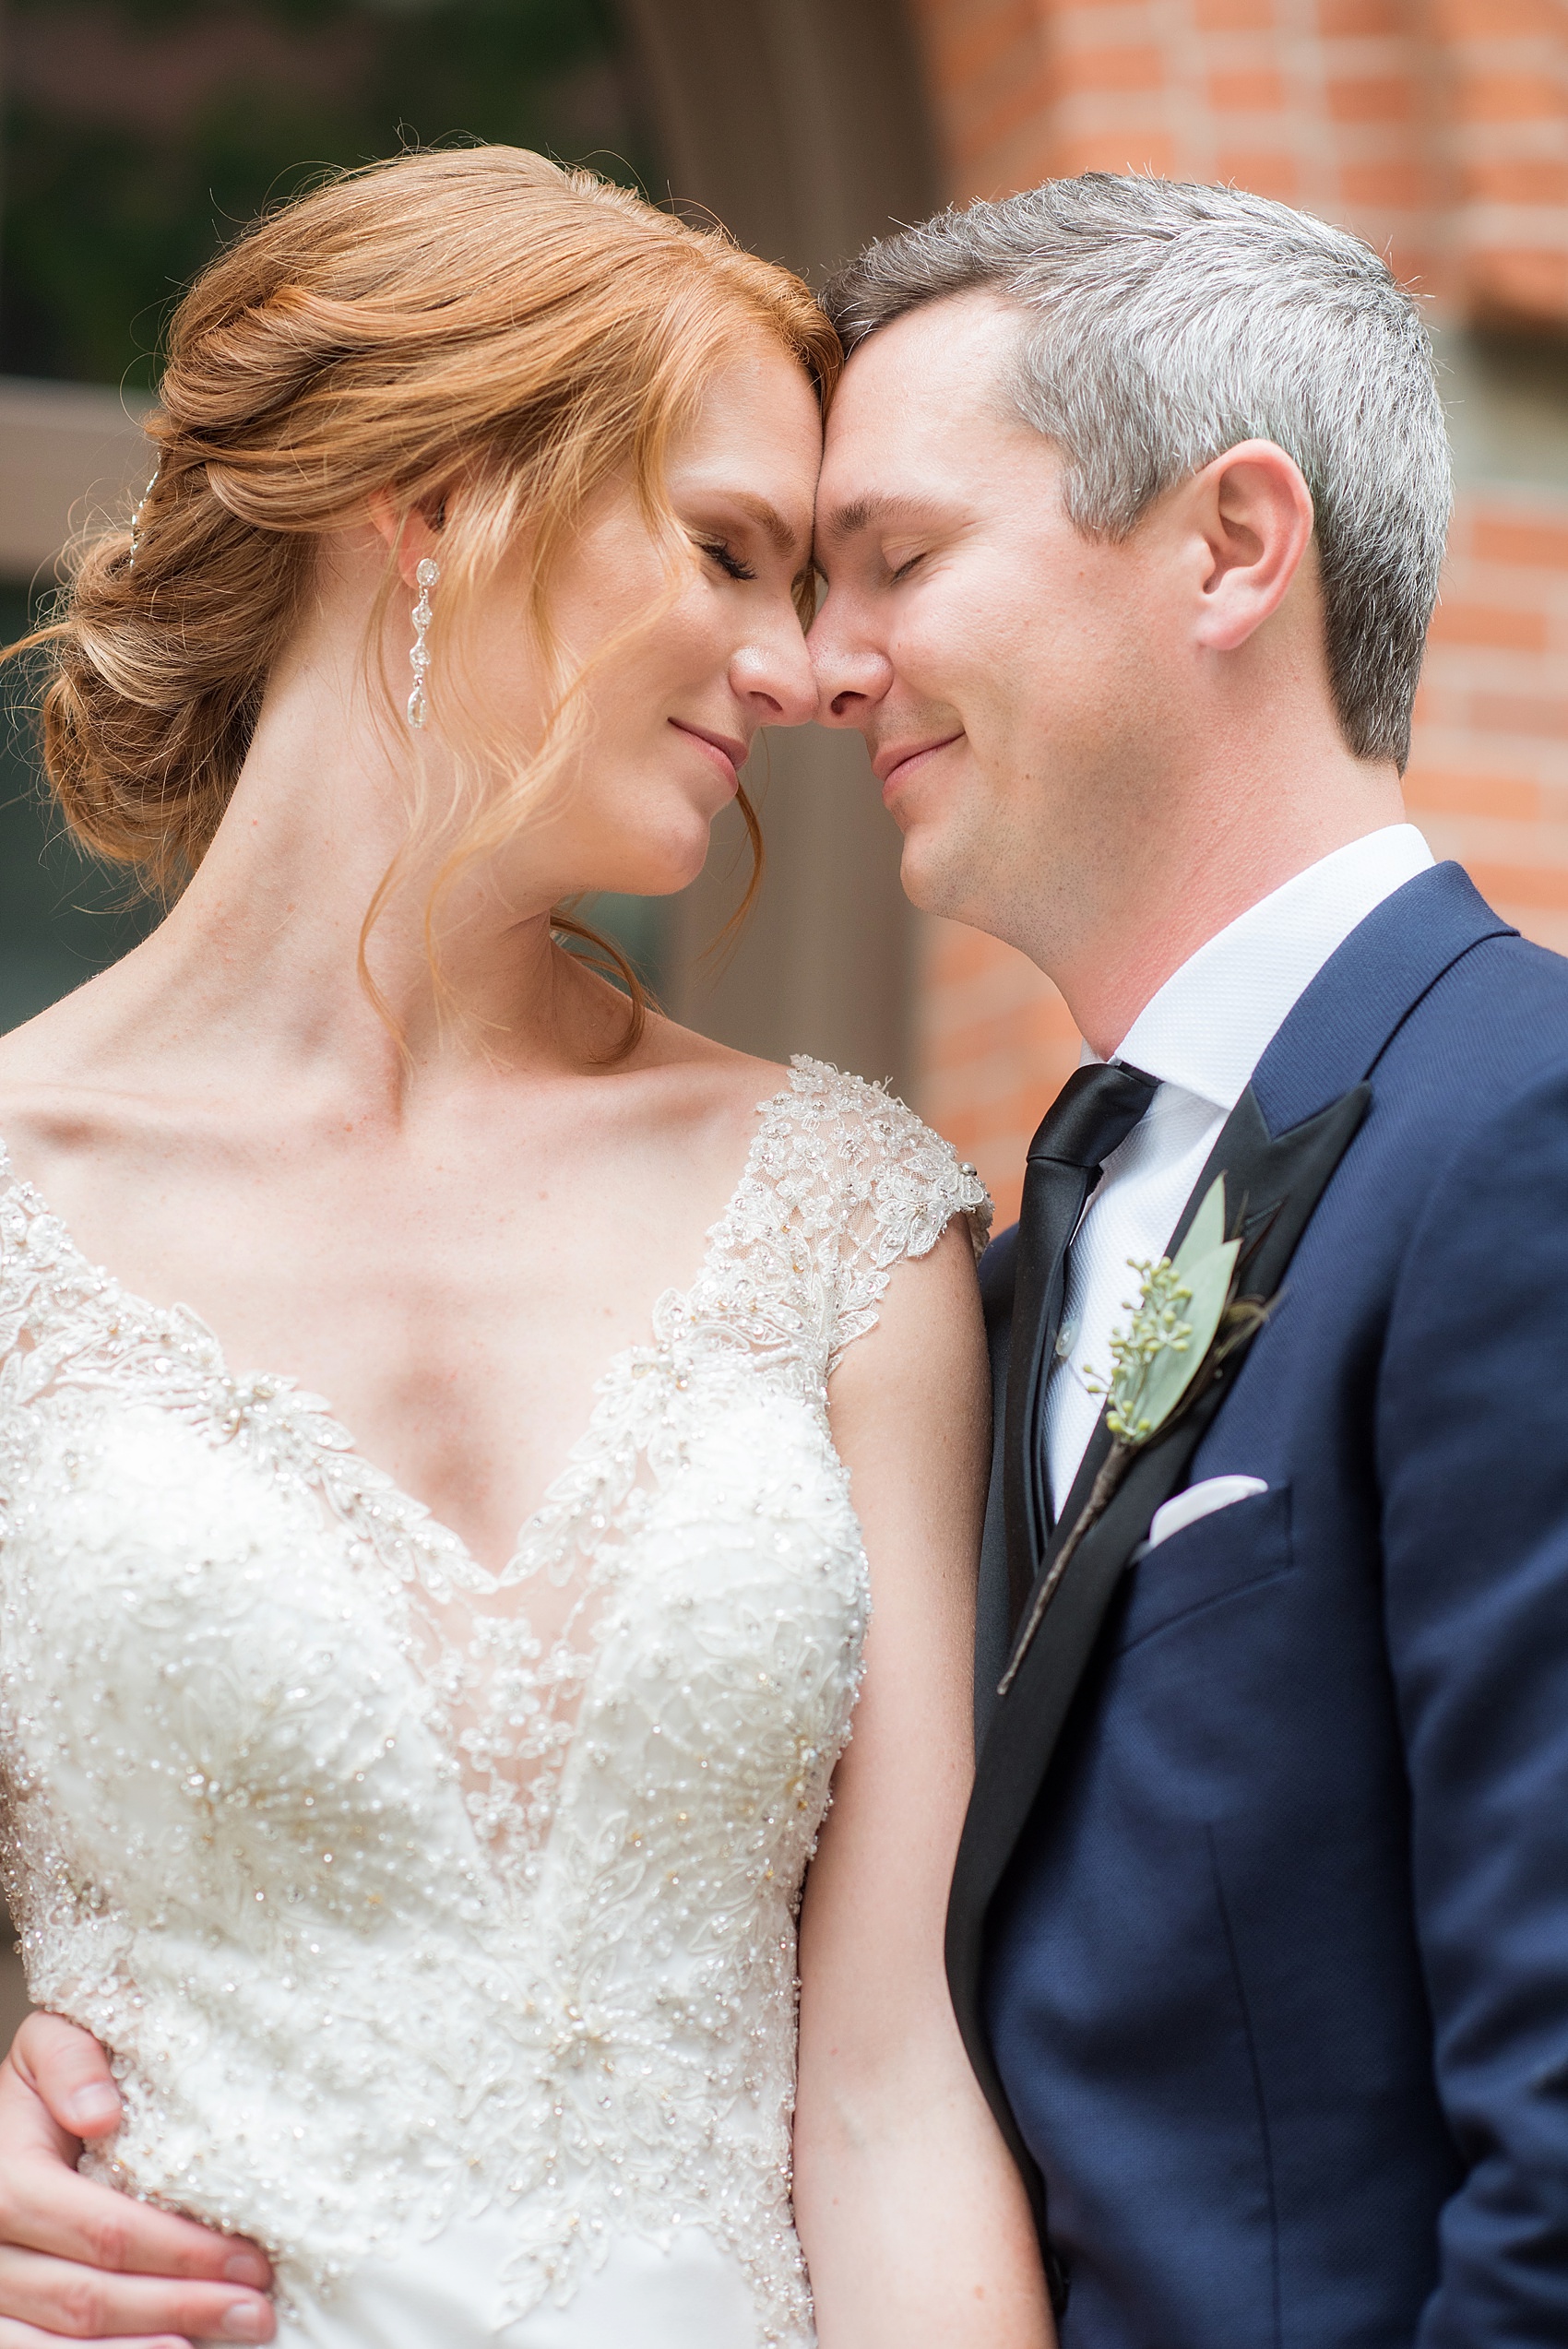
[998, 1175, 1265, 1695]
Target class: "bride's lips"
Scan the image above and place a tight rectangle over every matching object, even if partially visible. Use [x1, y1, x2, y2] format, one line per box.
[874, 733, 964, 802]
[671, 719, 746, 792]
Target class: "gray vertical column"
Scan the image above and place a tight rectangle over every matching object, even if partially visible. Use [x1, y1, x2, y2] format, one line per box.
[614, 0, 938, 1093]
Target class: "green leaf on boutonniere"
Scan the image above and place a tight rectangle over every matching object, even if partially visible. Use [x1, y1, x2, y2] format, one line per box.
[1087, 1177, 1240, 1446]
[1174, 1162, 1226, 1266]
[998, 1174, 1257, 1698]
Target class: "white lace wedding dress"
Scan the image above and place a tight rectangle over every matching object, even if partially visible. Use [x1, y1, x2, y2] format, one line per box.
[0, 1059, 986, 2349]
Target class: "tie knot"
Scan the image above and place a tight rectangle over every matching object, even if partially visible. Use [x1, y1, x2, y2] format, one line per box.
[1026, 1060, 1158, 1174]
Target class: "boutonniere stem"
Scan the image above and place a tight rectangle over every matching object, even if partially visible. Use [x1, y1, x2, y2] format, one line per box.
[998, 1177, 1266, 1697]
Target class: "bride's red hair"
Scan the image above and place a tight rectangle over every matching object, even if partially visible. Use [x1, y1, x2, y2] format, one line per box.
[16, 145, 840, 1027]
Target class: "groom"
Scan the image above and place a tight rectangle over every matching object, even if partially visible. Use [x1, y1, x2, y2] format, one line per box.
[807, 176, 1568, 2342]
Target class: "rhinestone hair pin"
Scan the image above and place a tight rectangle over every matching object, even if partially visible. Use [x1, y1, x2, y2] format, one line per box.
[127, 460, 163, 569]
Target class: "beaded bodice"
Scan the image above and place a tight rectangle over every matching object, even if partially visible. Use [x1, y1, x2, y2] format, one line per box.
[0, 1060, 987, 2346]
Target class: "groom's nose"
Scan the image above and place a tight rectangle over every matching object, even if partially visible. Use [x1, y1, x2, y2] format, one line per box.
[806, 608, 893, 732]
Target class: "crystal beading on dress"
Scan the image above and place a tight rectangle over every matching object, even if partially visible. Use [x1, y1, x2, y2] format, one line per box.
[0, 1059, 989, 2347]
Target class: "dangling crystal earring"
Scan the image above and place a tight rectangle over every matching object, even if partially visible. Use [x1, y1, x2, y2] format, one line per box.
[406, 556, 440, 729]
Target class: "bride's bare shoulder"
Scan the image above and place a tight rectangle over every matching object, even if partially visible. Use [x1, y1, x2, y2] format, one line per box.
[0, 966, 173, 1188]
[0, 992, 101, 1141]
[632, 1011, 790, 1127]
[631, 1010, 933, 1158]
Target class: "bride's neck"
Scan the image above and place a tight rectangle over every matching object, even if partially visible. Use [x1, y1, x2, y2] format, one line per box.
[111, 599, 605, 1097]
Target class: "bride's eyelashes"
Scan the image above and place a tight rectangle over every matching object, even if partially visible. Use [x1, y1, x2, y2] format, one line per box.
[888, 550, 927, 584]
[696, 535, 757, 583]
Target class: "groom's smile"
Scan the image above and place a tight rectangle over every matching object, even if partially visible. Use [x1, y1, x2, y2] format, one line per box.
[808, 289, 1178, 973]
[871, 730, 965, 805]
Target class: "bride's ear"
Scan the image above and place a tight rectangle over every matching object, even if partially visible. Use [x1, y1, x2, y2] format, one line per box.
[366, 490, 447, 588]
[1187, 440, 1315, 655]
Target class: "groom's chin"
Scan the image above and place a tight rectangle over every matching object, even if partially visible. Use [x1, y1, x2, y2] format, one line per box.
[897, 836, 1034, 959]
[892, 831, 944, 915]
[895, 822, 979, 921]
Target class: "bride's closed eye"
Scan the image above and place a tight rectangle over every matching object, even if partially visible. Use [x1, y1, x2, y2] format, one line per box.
[697, 536, 757, 583]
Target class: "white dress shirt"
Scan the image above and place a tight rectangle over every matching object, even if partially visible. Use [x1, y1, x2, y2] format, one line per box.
[1043, 824, 1435, 1513]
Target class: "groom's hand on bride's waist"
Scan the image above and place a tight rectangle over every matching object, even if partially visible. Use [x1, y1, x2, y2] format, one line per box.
[0, 2011, 274, 2346]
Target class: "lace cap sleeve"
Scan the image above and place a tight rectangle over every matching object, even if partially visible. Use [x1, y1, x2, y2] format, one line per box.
[775, 1057, 991, 1373]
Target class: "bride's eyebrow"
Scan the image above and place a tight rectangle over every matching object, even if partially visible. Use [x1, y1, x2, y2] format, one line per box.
[707, 492, 808, 561]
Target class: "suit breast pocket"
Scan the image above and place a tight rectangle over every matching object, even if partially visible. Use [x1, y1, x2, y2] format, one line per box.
[1114, 1481, 1294, 1655]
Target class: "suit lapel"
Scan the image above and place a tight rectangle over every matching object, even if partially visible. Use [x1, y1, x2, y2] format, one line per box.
[949, 862, 1516, 2228]
[949, 1081, 1368, 2061]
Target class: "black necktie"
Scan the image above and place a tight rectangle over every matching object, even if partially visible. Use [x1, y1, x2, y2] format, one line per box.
[1004, 1060, 1159, 1621]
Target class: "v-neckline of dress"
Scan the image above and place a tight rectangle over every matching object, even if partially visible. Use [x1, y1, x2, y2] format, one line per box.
[0, 1063, 807, 1594]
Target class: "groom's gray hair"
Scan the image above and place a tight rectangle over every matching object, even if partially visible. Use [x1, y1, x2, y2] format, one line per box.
[822, 174, 1450, 773]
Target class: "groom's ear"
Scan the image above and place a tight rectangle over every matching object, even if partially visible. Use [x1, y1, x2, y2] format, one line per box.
[1184, 438, 1315, 655]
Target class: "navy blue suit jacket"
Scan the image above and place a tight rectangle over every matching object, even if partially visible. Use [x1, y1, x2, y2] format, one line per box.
[947, 863, 1568, 2345]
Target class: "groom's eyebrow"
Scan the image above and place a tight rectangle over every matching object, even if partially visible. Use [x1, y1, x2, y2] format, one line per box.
[816, 492, 946, 546]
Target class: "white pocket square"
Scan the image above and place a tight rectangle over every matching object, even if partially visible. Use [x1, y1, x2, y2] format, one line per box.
[1135, 1476, 1269, 1560]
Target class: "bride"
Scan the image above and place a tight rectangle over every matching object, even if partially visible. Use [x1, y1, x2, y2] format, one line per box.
[0, 148, 1050, 2348]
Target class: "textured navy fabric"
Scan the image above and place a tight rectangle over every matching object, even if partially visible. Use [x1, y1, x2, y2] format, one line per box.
[983, 863, 1568, 2346]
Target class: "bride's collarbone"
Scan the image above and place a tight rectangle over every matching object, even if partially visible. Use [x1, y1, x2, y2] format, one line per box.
[44, 1209, 691, 1573]
[2, 1083, 782, 1581]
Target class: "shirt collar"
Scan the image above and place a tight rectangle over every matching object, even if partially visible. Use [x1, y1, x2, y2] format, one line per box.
[1088, 825, 1435, 1112]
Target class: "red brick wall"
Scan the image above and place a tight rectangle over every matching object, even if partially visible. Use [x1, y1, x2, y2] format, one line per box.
[905, 0, 1568, 1222]
[1410, 498, 1568, 955]
[909, 0, 1568, 309]
[1436, 0, 1568, 326]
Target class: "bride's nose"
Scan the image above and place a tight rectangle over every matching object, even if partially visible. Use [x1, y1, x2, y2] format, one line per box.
[729, 631, 817, 730]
